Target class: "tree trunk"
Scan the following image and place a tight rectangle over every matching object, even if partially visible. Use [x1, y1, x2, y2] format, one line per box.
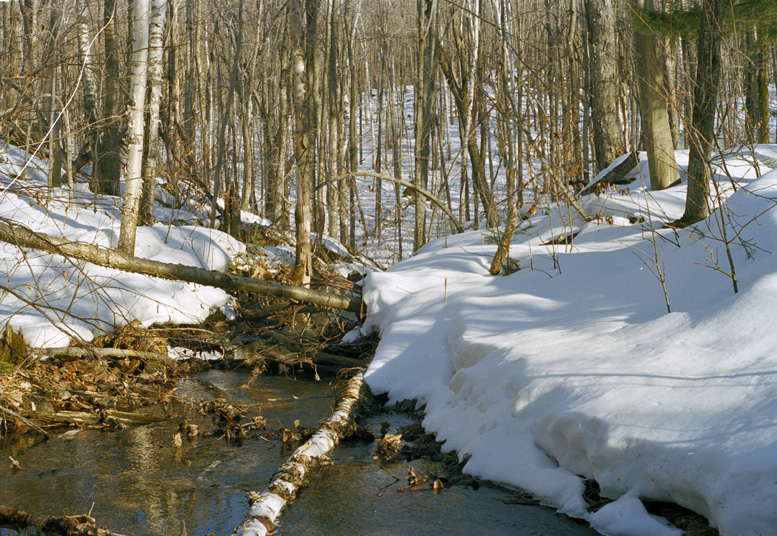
[140, 0, 167, 225]
[0, 220, 361, 313]
[679, 0, 722, 225]
[633, 0, 679, 191]
[745, 28, 769, 145]
[290, 0, 317, 287]
[117, 0, 150, 255]
[75, 0, 100, 178]
[584, 0, 625, 171]
[413, 0, 439, 251]
[232, 372, 366, 536]
[44, 3, 63, 191]
[96, 0, 122, 197]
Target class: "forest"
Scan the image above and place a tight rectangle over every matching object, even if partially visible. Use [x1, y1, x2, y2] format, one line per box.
[2, 0, 776, 267]
[3, 1, 777, 535]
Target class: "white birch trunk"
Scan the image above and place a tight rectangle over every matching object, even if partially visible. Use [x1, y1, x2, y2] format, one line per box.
[140, 0, 167, 224]
[117, 0, 150, 254]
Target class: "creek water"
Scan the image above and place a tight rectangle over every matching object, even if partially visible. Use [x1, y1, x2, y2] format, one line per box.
[0, 370, 597, 535]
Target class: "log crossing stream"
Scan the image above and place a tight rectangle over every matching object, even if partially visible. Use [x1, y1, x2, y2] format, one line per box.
[0, 369, 597, 535]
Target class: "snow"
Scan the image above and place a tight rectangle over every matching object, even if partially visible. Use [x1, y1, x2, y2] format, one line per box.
[362, 149, 777, 535]
[0, 141, 239, 347]
[5, 114, 777, 532]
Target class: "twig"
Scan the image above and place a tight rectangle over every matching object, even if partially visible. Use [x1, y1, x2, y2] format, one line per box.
[0, 404, 50, 439]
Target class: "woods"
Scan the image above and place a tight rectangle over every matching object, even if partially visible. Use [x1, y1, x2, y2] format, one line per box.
[6, 2, 777, 535]
[2, 0, 776, 270]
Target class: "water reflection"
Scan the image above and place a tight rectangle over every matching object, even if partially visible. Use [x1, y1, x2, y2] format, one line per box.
[0, 371, 335, 536]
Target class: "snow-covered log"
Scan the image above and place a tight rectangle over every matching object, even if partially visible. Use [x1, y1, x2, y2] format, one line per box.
[232, 371, 366, 536]
[0, 219, 361, 313]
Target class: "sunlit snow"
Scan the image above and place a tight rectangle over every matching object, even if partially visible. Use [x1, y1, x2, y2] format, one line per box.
[362, 147, 777, 535]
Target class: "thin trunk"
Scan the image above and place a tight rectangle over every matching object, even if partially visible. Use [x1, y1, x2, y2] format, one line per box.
[140, 0, 167, 225]
[413, 0, 439, 251]
[75, 0, 100, 176]
[291, 0, 317, 287]
[96, 0, 122, 196]
[117, 0, 150, 255]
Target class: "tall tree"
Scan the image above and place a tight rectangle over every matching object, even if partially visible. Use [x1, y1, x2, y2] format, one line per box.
[290, 0, 318, 287]
[413, 0, 439, 251]
[632, 0, 679, 190]
[96, 0, 122, 196]
[584, 0, 626, 171]
[117, 0, 150, 255]
[140, 0, 167, 225]
[679, 0, 723, 225]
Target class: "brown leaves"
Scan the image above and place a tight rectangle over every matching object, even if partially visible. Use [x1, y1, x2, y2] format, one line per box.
[378, 432, 404, 460]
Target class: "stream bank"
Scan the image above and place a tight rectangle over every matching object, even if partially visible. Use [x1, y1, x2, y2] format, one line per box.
[0, 295, 717, 535]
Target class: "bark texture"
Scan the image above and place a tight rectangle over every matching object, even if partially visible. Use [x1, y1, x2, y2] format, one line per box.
[680, 0, 722, 225]
[584, 0, 625, 171]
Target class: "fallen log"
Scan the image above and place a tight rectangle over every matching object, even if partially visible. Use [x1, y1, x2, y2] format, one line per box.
[0, 219, 361, 313]
[24, 409, 164, 427]
[232, 371, 366, 536]
[31, 346, 173, 362]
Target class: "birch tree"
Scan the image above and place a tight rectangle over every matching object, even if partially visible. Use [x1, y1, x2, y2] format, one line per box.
[140, 0, 167, 225]
[117, 0, 150, 255]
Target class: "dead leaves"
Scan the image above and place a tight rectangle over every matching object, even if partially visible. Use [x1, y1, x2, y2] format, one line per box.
[378, 432, 404, 460]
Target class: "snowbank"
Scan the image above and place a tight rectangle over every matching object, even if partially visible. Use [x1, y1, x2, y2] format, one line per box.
[363, 150, 777, 535]
[0, 143, 241, 347]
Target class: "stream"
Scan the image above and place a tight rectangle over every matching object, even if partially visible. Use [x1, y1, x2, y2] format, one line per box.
[0, 369, 597, 535]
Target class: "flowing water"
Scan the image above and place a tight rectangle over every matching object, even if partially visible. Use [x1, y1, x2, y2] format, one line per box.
[0, 370, 597, 535]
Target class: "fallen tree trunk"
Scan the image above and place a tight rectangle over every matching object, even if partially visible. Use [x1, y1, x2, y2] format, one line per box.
[232, 371, 366, 536]
[32, 346, 173, 362]
[0, 219, 361, 313]
[24, 409, 163, 427]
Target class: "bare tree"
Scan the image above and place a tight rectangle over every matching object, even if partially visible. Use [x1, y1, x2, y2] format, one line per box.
[584, 0, 625, 171]
[679, 0, 723, 226]
[117, 0, 150, 255]
[632, 0, 679, 190]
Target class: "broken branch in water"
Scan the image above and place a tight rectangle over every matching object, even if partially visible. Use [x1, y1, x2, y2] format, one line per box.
[0, 404, 50, 438]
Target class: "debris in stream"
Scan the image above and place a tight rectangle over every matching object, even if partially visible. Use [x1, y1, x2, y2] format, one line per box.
[0, 505, 118, 535]
[377, 432, 404, 460]
[8, 455, 20, 473]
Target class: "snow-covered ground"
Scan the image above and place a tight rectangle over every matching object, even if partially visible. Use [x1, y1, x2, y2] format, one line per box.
[359, 146, 777, 535]
[0, 141, 241, 347]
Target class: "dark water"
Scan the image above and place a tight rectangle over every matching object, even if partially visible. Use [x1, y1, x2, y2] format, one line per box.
[276, 412, 598, 536]
[0, 371, 335, 536]
[0, 371, 597, 535]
